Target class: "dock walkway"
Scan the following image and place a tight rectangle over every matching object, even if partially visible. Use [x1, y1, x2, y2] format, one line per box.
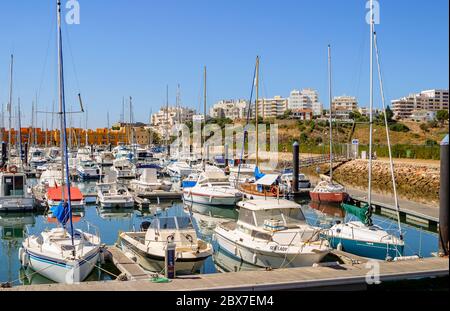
[346, 187, 439, 228]
[106, 246, 153, 281]
[3, 256, 447, 291]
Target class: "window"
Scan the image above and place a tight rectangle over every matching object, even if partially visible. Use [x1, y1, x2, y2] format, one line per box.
[239, 208, 256, 226]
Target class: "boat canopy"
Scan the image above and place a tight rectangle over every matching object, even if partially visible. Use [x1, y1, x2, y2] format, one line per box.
[47, 186, 84, 201]
[255, 174, 279, 186]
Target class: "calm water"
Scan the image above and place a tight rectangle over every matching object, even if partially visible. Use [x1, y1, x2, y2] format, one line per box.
[0, 180, 439, 286]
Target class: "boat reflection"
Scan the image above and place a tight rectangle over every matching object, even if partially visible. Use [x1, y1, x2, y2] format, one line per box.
[97, 207, 134, 221]
[185, 202, 238, 236]
[1, 213, 36, 285]
[213, 248, 262, 273]
[308, 201, 346, 219]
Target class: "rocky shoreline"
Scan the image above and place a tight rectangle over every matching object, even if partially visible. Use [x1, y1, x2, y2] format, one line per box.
[318, 160, 440, 206]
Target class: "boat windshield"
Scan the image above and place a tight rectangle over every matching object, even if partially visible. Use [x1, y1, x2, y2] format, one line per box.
[152, 216, 194, 230]
[253, 208, 305, 227]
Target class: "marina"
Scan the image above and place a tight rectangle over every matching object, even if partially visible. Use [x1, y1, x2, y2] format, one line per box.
[0, 0, 448, 296]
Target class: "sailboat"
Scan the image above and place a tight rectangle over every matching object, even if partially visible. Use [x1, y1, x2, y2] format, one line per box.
[325, 5, 404, 260]
[309, 46, 347, 204]
[239, 57, 284, 199]
[19, 0, 101, 284]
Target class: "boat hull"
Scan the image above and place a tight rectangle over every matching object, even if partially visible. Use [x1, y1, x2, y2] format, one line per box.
[183, 192, 241, 206]
[0, 198, 35, 212]
[214, 229, 328, 269]
[327, 236, 404, 260]
[22, 248, 100, 284]
[120, 236, 209, 274]
[309, 191, 347, 203]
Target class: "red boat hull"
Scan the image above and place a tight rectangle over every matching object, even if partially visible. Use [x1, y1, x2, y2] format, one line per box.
[309, 191, 347, 203]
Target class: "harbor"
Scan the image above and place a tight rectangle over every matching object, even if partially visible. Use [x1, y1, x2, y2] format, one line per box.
[0, 0, 448, 296]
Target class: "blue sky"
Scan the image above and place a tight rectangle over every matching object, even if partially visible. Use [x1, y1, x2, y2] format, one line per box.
[0, 0, 448, 128]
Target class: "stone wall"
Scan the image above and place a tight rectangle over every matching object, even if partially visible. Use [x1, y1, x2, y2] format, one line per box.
[330, 160, 440, 205]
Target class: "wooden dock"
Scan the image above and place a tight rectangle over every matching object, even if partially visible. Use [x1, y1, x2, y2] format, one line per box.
[105, 246, 154, 281]
[3, 255, 447, 291]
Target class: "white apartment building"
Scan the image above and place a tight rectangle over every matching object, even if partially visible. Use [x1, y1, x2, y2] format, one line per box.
[288, 89, 323, 116]
[151, 106, 196, 134]
[392, 89, 449, 119]
[254, 96, 288, 119]
[209, 100, 250, 119]
[332, 96, 359, 119]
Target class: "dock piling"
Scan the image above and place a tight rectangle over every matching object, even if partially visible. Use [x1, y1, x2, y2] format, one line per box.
[439, 134, 449, 256]
[293, 141, 299, 193]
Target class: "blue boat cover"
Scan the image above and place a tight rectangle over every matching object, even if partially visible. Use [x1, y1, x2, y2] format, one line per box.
[50, 201, 70, 226]
[254, 167, 266, 180]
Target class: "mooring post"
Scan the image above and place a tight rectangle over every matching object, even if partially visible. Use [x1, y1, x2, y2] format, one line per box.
[439, 134, 449, 256]
[293, 141, 300, 194]
[24, 142, 28, 165]
[1, 142, 7, 166]
[165, 242, 176, 279]
[224, 143, 229, 168]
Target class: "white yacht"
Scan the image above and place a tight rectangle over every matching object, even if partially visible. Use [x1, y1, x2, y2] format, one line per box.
[120, 215, 213, 274]
[112, 158, 137, 179]
[183, 171, 242, 206]
[95, 151, 115, 167]
[129, 168, 172, 196]
[77, 159, 101, 180]
[97, 184, 134, 208]
[28, 148, 48, 169]
[166, 161, 194, 178]
[0, 167, 34, 212]
[214, 199, 330, 268]
[229, 163, 256, 186]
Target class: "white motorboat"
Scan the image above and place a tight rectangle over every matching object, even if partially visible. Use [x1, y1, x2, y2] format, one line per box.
[77, 160, 101, 180]
[112, 158, 136, 179]
[229, 163, 256, 186]
[28, 148, 48, 169]
[281, 172, 311, 191]
[129, 168, 172, 196]
[19, 227, 101, 284]
[183, 171, 242, 206]
[76, 147, 92, 161]
[0, 167, 34, 212]
[166, 161, 194, 178]
[214, 199, 330, 268]
[97, 184, 134, 208]
[120, 215, 213, 274]
[95, 151, 115, 167]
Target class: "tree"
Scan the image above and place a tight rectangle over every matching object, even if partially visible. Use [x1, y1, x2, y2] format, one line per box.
[436, 110, 449, 125]
[385, 105, 394, 123]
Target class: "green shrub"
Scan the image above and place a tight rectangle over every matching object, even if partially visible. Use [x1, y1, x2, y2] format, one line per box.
[389, 123, 410, 132]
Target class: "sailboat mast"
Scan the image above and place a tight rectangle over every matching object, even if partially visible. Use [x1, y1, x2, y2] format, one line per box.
[57, 0, 75, 247]
[8, 54, 13, 153]
[18, 98, 23, 166]
[165, 85, 169, 155]
[203, 66, 207, 170]
[255, 56, 260, 168]
[368, 0, 374, 208]
[328, 45, 333, 182]
[373, 32, 403, 238]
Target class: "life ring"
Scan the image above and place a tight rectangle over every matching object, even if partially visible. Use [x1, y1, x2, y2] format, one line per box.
[271, 186, 278, 195]
[9, 165, 18, 174]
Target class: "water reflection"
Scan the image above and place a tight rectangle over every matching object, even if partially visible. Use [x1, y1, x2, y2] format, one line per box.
[0, 195, 440, 285]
